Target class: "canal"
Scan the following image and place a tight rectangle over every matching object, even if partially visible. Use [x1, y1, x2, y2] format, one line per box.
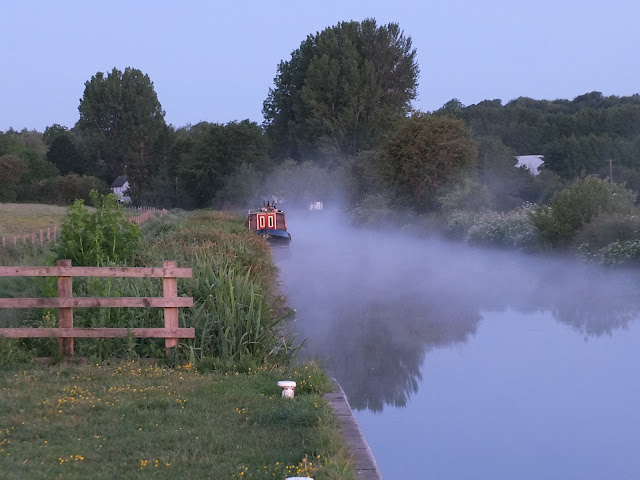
[273, 209, 640, 480]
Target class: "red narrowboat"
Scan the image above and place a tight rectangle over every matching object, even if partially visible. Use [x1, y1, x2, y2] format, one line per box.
[248, 202, 292, 242]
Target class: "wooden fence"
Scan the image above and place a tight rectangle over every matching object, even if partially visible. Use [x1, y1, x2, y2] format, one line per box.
[1, 226, 58, 248]
[0, 260, 194, 358]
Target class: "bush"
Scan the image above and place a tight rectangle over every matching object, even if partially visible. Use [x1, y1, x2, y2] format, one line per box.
[438, 176, 493, 213]
[598, 240, 640, 266]
[530, 177, 636, 248]
[575, 213, 640, 256]
[445, 209, 482, 239]
[55, 191, 141, 266]
[465, 204, 539, 250]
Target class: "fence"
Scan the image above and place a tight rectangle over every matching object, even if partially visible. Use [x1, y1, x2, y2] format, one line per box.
[129, 207, 168, 224]
[0, 260, 194, 358]
[0, 207, 168, 248]
[1, 226, 58, 248]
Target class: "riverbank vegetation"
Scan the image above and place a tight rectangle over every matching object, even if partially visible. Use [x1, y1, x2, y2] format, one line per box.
[0, 199, 354, 479]
[0, 196, 296, 365]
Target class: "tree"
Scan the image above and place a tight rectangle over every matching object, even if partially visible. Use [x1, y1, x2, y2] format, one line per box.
[173, 121, 269, 208]
[378, 114, 478, 208]
[77, 67, 167, 200]
[263, 19, 419, 160]
[0, 154, 28, 201]
[44, 125, 88, 175]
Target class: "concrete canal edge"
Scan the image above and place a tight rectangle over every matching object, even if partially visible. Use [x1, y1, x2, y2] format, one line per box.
[324, 379, 383, 480]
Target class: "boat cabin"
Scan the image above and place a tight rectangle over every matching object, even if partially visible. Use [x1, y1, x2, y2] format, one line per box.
[248, 202, 291, 241]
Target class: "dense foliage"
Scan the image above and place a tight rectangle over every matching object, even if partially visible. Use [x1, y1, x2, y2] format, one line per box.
[263, 18, 419, 160]
[530, 177, 636, 248]
[55, 191, 141, 266]
[437, 92, 640, 190]
[171, 121, 270, 208]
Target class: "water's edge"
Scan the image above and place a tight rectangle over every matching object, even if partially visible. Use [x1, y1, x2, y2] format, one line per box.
[325, 379, 383, 480]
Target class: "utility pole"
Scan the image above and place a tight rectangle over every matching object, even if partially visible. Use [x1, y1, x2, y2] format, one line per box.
[609, 159, 613, 183]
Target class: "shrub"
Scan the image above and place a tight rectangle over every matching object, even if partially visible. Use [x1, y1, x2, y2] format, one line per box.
[465, 204, 539, 250]
[599, 240, 640, 266]
[55, 190, 141, 266]
[445, 209, 481, 239]
[438, 176, 493, 213]
[530, 177, 636, 248]
[574, 213, 640, 256]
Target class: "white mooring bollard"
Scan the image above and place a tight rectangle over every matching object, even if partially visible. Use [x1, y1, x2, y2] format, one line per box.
[277, 380, 297, 399]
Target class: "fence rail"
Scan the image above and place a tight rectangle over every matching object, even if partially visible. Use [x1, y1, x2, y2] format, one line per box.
[0, 260, 194, 358]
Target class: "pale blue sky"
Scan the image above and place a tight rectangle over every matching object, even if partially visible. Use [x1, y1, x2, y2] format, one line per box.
[1, 0, 638, 132]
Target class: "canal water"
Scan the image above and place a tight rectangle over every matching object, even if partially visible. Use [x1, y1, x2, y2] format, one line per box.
[273, 209, 640, 480]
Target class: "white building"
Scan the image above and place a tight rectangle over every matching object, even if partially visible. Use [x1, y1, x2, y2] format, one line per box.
[111, 175, 131, 203]
[515, 155, 544, 176]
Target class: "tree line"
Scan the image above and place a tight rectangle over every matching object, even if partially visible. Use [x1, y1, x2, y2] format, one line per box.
[2, 18, 639, 222]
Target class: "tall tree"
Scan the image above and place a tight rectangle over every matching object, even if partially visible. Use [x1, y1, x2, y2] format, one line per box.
[77, 67, 167, 200]
[263, 19, 419, 160]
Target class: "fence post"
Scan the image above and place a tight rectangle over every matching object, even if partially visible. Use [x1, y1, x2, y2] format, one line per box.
[57, 259, 74, 358]
[47, 227, 51, 242]
[163, 260, 179, 355]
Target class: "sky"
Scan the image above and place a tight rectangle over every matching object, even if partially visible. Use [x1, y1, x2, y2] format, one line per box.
[1, 0, 639, 132]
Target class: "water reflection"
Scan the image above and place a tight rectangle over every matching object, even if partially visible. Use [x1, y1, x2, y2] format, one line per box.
[274, 210, 640, 412]
[322, 302, 480, 411]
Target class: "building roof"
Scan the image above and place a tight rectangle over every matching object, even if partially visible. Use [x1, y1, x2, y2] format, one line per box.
[515, 155, 544, 176]
[111, 175, 129, 188]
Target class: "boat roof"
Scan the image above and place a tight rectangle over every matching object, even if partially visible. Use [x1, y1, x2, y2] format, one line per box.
[248, 206, 283, 214]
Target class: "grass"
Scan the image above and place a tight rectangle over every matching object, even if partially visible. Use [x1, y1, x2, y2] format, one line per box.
[0, 206, 356, 479]
[0, 361, 353, 480]
[0, 203, 69, 237]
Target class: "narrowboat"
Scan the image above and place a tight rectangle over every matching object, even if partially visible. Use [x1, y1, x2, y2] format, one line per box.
[248, 202, 292, 242]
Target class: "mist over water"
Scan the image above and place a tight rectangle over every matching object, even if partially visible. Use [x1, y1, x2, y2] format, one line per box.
[272, 207, 640, 479]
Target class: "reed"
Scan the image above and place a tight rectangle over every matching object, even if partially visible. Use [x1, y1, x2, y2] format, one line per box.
[186, 257, 293, 365]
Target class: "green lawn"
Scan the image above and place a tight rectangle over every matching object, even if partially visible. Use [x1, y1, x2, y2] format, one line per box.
[0, 361, 353, 479]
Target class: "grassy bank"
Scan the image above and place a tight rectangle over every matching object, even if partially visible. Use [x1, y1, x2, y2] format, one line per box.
[0, 361, 352, 479]
[0, 203, 68, 237]
[0, 204, 355, 479]
[1, 208, 294, 365]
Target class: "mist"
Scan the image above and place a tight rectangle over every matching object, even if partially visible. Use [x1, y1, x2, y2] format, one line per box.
[272, 206, 640, 412]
